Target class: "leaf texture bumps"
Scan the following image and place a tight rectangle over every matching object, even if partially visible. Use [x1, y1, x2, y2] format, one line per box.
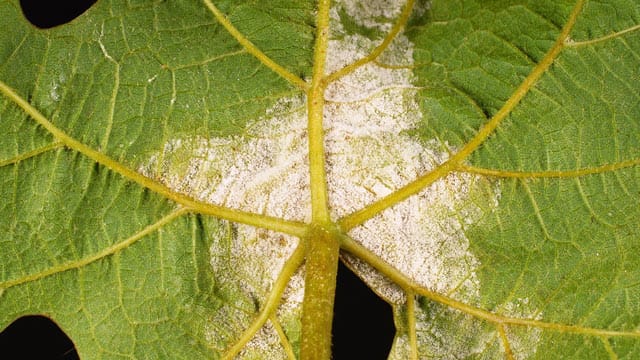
[1, 0, 639, 359]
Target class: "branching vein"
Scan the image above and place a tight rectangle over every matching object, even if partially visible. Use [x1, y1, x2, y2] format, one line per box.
[497, 324, 515, 360]
[201, 0, 308, 90]
[221, 243, 305, 360]
[271, 315, 297, 360]
[308, 0, 332, 224]
[406, 292, 418, 360]
[324, 0, 416, 84]
[0, 208, 188, 290]
[458, 158, 640, 178]
[338, 0, 587, 230]
[339, 234, 640, 340]
[0, 141, 64, 167]
[567, 23, 640, 47]
[0, 80, 309, 238]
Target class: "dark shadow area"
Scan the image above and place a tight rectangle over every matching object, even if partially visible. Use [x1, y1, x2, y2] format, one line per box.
[332, 260, 395, 359]
[0, 315, 79, 359]
[20, 0, 97, 29]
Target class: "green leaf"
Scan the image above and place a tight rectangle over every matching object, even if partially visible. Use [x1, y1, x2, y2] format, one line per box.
[1, 0, 639, 359]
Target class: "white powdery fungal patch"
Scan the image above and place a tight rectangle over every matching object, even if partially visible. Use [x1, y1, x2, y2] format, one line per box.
[140, 0, 541, 357]
[393, 297, 543, 359]
[339, 0, 405, 31]
[238, 321, 288, 359]
[323, 3, 485, 306]
[500, 298, 544, 359]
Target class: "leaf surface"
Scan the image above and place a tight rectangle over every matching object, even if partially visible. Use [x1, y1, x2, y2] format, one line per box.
[1, 0, 639, 359]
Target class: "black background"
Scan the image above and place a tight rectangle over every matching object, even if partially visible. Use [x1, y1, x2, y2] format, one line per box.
[0, 264, 394, 359]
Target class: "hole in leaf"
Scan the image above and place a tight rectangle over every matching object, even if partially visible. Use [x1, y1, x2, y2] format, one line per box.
[333, 260, 394, 359]
[0, 315, 79, 359]
[20, 0, 97, 29]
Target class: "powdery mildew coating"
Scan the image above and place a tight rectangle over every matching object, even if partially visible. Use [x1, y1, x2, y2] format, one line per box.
[340, 0, 403, 31]
[140, 0, 541, 357]
[386, 299, 542, 359]
[323, 29, 486, 305]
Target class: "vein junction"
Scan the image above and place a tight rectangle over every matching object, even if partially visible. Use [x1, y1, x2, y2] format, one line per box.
[154, 0, 530, 357]
[2, 0, 640, 358]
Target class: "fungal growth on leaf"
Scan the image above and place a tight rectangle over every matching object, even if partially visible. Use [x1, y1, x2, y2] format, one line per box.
[140, 0, 541, 357]
[2, 0, 639, 358]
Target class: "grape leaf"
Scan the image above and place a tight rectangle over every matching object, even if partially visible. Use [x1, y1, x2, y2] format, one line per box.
[1, 0, 640, 359]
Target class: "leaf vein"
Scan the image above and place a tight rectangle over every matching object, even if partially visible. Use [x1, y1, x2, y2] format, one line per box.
[0, 141, 64, 167]
[100, 63, 120, 151]
[0, 80, 308, 237]
[324, 0, 416, 84]
[0, 208, 188, 291]
[339, 0, 586, 230]
[172, 49, 248, 70]
[406, 292, 418, 360]
[271, 314, 297, 360]
[201, 0, 308, 90]
[458, 158, 640, 178]
[221, 242, 305, 360]
[0, 32, 29, 71]
[340, 234, 640, 339]
[567, 23, 640, 47]
[600, 336, 619, 360]
[497, 324, 515, 360]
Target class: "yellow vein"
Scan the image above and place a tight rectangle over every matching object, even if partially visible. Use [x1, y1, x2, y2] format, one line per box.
[201, 0, 308, 90]
[339, 162, 453, 230]
[522, 180, 553, 241]
[566, 23, 640, 47]
[0, 33, 29, 67]
[575, 175, 614, 227]
[338, 0, 586, 231]
[113, 253, 133, 325]
[221, 242, 305, 360]
[324, 0, 416, 84]
[600, 336, 619, 360]
[270, 315, 297, 360]
[497, 324, 515, 360]
[0, 208, 187, 290]
[93, 25, 121, 156]
[307, 0, 332, 224]
[449, 0, 583, 163]
[100, 63, 120, 151]
[458, 158, 640, 178]
[406, 292, 418, 360]
[0, 80, 309, 238]
[0, 141, 64, 167]
[339, 234, 640, 339]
